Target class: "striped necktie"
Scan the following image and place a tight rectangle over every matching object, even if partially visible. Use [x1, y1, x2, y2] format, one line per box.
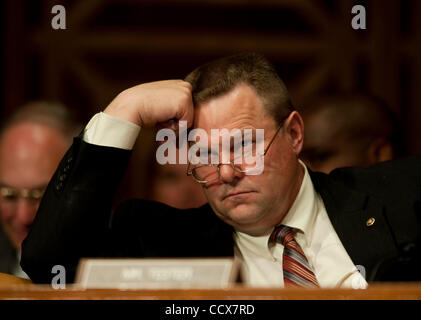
[271, 225, 319, 287]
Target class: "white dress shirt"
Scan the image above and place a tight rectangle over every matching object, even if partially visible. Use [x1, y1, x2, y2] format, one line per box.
[14, 252, 29, 279]
[235, 162, 367, 288]
[83, 112, 367, 289]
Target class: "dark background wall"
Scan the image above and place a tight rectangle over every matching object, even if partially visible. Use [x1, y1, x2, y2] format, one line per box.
[2, 0, 421, 199]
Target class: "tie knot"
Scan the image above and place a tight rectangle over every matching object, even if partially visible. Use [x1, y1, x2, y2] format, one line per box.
[270, 225, 294, 246]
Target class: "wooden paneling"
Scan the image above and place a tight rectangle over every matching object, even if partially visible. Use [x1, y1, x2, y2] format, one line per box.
[2, 0, 420, 199]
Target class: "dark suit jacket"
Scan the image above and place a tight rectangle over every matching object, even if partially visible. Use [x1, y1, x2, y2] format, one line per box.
[21, 138, 421, 284]
[0, 227, 18, 275]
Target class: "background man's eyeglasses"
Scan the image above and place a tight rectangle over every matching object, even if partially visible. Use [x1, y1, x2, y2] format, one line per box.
[0, 185, 46, 203]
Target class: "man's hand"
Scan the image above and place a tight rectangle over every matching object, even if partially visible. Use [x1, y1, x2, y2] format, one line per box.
[104, 80, 194, 128]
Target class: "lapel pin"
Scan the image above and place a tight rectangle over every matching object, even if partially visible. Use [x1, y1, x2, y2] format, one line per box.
[366, 217, 376, 227]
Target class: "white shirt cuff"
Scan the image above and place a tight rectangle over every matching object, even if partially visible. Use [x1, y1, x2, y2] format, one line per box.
[83, 112, 141, 150]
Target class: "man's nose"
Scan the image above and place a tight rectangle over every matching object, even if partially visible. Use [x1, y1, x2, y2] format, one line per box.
[219, 164, 243, 184]
[15, 199, 38, 225]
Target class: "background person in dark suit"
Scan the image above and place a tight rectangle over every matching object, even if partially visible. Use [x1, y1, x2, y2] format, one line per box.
[21, 53, 421, 287]
[0, 102, 78, 277]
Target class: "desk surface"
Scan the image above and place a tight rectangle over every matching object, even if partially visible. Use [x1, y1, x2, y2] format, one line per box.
[1, 283, 421, 300]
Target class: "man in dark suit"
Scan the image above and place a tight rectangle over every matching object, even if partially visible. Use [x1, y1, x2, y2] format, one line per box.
[21, 53, 421, 286]
[0, 227, 17, 275]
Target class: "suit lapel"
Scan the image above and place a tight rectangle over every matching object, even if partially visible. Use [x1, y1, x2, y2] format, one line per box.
[0, 230, 18, 274]
[309, 170, 399, 281]
[194, 204, 235, 257]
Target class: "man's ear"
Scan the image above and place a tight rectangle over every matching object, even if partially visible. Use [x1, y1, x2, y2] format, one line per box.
[283, 111, 304, 155]
[367, 138, 394, 164]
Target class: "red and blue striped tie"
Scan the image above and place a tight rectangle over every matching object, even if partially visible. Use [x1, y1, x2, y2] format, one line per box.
[271, 225, 319, 287]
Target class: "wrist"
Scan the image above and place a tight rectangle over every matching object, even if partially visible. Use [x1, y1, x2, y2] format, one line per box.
[104, 89, 144, 126]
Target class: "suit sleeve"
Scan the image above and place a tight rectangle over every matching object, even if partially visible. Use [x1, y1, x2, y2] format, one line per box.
[20, 137, 132, 283]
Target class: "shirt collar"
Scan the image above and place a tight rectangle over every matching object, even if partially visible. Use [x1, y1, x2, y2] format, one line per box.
[234, 228, 274, 259]
[280, 160, 318, 246]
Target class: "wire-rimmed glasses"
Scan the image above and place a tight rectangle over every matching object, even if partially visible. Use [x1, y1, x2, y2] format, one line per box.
[186, 125, 282, 184]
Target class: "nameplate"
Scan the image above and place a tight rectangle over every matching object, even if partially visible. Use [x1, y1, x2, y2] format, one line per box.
[75, 258, 239, 289]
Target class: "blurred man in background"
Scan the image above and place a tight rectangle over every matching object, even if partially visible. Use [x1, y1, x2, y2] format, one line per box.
[146, 139, 207, 209]
[0, 102, 79, 277]
[149, 162, 207, 209]
[300, 94, 401, 173]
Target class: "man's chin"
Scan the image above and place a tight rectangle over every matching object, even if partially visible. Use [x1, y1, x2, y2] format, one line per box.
[217, 203, 263, 228]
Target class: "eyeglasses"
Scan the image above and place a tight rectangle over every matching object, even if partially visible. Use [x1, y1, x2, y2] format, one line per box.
[0, 185, 46, 203]
[186, 125, 282, 184]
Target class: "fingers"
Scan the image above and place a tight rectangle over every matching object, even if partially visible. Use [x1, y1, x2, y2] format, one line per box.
[176, 84, 194, 129]
[179, 80, 192, 90]
[157, 80, 194, 128]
